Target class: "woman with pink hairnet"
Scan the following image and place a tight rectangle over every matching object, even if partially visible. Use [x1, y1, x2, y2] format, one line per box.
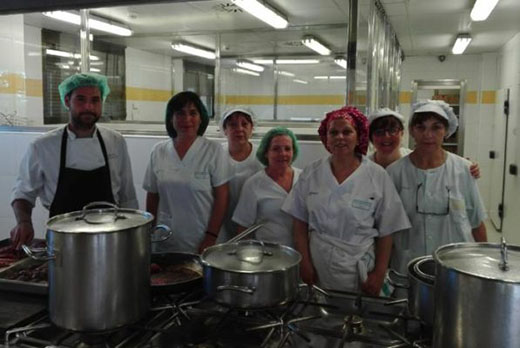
[282, 106, 410, 295]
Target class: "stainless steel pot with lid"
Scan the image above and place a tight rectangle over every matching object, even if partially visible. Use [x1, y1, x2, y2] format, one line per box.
[23, 202, 171, 332]
[433, 239, 520, 348]
[202, 240, 301, 308]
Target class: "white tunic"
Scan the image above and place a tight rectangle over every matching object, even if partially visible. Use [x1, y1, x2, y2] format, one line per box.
[11, 126, 138, 209]
[232, 167, 302, 248]
[367, 147, 412, 162]
[143, 136, 232, 253]
[282, 156, 410, 291]
[219, 142, 263, 242]
[386, 153, 487, 273]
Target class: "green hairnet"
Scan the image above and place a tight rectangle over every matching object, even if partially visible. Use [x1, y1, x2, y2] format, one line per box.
[58, 73, 111, 108]
[256, 127, 299, 166]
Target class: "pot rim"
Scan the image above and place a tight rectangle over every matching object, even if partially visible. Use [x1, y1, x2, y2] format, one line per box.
[434, 242, 520, 284]
[408, 256, 434, 285]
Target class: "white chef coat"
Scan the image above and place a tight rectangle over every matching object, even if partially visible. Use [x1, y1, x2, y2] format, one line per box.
[219, 142, 264, 242]
[143, 136, 232, 253]
[367, 147, 412, 162]
[11, 126, 138, 209]
[386, 152, 487, 273]
[282, 156, 410, 291]
[232, 167, 302, 248]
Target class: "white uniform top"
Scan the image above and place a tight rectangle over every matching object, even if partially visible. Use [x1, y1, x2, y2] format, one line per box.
[143, 136, 232, 253]
[219, 142, 263, 242]
[11, 126, 138, 209]
[367, 147, 412, 162]
[386, 152, 487, 273]
[232, 167, 302, 248]
[282, 156, 410, 291]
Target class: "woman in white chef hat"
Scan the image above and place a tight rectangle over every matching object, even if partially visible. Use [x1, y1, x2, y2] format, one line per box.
[386, 100, 488, 274]
[218, 106, 263, 242]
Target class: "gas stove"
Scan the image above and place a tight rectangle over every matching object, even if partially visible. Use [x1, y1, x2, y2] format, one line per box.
[2, 285, 431, 348]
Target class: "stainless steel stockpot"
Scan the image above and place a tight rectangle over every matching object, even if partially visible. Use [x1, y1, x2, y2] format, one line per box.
[24, 202, 170, 332]
[201, 240, 301, 308]
[433, 241, 520, 348]
[407, 256, 435, 326]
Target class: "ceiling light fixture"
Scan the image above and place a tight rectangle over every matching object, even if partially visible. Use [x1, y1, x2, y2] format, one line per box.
[236, 60, 264, 72]
[276, 59, 320, 64]
[276, 70, 295, 77]
[334, 58, 347, 69]
[452, 34, 472, 55]
[470, 0, 500, 21]
[302, 36, 331, 56]
[252, 59, 274, 64]
[293, 79, 308, 84]
[233, 67, 260, 76]
[314, 76, 328, 80]
[171, 43, 216, 60]
[330, 75, 346, 80]
[231, 0, 288, 29]
[45, 49, 99, 61]
[43, 11, 132, 36]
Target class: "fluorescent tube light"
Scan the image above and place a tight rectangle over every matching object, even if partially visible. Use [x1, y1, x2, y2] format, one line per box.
[45, 49, 99, 61]
[334, 58, 347, 69]
[231, 0, 288, 29]
[252, 59, 274, 64]
[276, 70, 295, 77]
[233, 68, 260, 76]
[276, 59, 320, 64]
[43, 11, 132, 36]
[236, 60, 264, 72]
[302, 36, 331, 56]
[314, 76, 328, 80]
[452, 34, 472, 55]
[90, 67, 101, 73]
[171, 43, 216, 60]
[293, 79, 308, 84]
[330, 75, 346, 80]
[470, 0, 500, 21]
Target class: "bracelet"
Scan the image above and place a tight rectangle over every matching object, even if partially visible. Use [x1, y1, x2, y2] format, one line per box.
[206, 231, 218, 238]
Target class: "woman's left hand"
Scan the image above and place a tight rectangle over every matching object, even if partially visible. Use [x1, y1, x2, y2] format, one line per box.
[469, 160, 480, 179]
[361, 270, 385, 296]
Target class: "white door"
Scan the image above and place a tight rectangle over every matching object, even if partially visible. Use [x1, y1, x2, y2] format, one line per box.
[489, 88, 509, 231]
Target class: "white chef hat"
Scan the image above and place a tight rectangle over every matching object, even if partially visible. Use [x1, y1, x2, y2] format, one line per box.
[367, 107, 405, 126]
[411, 100, 458, 137]
[219, 106, 255, 132]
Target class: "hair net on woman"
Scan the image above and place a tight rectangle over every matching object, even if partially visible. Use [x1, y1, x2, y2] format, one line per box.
[411, 100, 458, 137]
[165, 91, 209, 138]
[256, 127, 300, 166]
[58, 73, 111, 108]
[318, 106, 370, 155]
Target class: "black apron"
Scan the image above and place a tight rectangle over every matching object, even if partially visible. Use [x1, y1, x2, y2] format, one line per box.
[49, 127, 115, 217]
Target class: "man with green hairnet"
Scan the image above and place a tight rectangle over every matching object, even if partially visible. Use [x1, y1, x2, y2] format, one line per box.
[10, 73, 138, 248]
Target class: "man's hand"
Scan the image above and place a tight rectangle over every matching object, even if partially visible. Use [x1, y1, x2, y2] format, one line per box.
[10, 221, 34, 249]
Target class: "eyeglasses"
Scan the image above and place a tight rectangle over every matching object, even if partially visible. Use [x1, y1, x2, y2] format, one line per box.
[373, 127, 401, 137]
[415, 183, 450, 216]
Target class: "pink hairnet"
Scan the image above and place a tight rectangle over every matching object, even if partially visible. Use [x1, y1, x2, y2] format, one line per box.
[318, 106, 369, 155]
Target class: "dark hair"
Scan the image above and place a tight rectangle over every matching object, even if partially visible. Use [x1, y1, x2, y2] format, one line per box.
[165, 91, 209, 138]
[369, 116, 404, 141]
[223, 112, 253, 129]
[410, 112, 449, 130]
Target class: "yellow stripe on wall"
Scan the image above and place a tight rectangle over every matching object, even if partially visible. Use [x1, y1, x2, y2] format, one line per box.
[399, 91, 412, 104]
[126, 87, 172, 102]
[26, 78, 43, 97]
[481, 90, 496, 104]
[465, 91, 478, 104]
[221, 95, 347, 105]
[0, 73, 43, 97]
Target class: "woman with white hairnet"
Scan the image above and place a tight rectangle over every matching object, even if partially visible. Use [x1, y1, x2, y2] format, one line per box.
[387, 100, 488, 273]
[218, 107, 263, 242]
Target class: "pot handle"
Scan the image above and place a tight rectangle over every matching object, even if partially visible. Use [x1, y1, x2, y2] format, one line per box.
[217, 285, 256, 295]
[387, 269, 409, 289]
[21, 244, 55, 261]
[151, 224, 172, 243]
[81, 201, 120, 224]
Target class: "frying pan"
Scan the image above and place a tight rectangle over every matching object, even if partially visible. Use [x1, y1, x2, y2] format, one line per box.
[151, 252, 203, 294]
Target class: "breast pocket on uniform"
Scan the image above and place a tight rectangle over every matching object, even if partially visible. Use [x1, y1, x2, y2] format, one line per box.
[191, 171, 211, 191]
[350, 197, 377, 228]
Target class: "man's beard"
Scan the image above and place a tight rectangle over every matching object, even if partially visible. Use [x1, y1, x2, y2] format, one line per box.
[70, 112, 100, 130]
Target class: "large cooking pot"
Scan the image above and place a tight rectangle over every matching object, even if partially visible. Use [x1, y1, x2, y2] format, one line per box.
[407, 256, 435, 326]
[201, 240, 301, 308]
[433, 241, 520, 348]
[23, 202, 171, 332]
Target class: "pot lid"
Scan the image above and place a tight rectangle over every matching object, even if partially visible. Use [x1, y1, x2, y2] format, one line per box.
[47, 206, 153, 233]
[202, 241, 301, 273]
[434, 242, 520, 283]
